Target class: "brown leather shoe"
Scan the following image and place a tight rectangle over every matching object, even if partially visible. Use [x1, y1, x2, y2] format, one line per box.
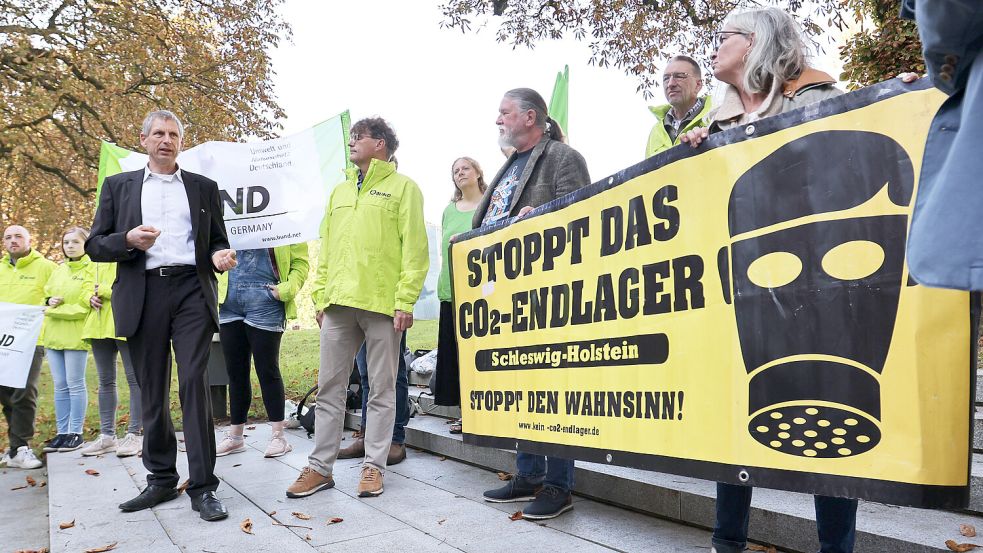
[286, 466, 335, 498]
[357, 466, 384, 497]
[338, 437, 365, 459]
[387, 442, 406, 465]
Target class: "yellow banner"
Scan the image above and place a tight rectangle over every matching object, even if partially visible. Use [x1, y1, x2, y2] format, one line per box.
[450, 81, 972, 508]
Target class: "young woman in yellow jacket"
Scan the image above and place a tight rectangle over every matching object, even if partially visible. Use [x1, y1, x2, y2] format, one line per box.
[42, 227, 94, 453]
[78, 261, 143, 457]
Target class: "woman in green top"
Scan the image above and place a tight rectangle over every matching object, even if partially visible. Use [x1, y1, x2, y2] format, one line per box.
[433, 157, 487, 433]
[42, 227, 93, 453]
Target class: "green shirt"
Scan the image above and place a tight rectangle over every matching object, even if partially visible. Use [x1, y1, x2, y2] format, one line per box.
[438, 202, 476, 302]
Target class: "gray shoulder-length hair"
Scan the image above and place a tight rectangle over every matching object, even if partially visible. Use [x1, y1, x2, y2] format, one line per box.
[725, 7, 809, 94]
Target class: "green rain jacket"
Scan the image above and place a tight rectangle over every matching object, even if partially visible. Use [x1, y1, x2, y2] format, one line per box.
[81, 262, 121, 341]
[217, 243, 310, 320]
[311, 159, 429, 316]
[43, 255, 93, 351]
[0, 249, 57, 306]
[644, 96, 714, 158]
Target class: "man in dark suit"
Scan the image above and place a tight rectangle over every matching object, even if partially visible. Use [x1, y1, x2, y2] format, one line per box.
[477, 88, 591, 520]
[86, 110, 237, 521]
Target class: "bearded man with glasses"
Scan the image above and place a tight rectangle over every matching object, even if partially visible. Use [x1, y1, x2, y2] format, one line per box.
[644, 54, 713, 158]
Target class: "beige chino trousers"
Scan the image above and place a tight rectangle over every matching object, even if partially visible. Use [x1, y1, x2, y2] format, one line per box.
[309, 305, 401, 476]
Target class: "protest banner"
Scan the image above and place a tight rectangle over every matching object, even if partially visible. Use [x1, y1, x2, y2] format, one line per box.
[450, 80, 973, 508]
[97, 111, 351, 249]
[0, 303, 45, 388]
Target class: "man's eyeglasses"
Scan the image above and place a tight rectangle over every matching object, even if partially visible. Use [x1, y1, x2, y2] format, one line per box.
[712, 30, 751, 50]
[662, 72, 694, 83]
[349, 133, 379, 142]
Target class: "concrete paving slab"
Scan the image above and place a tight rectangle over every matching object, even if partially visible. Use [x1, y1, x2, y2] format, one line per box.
[317, 527, 464, 553]
[46, 449, 179, 552]
[1, 465, 49, 552]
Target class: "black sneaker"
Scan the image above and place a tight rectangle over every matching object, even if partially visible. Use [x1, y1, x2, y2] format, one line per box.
[482, 476, 541, 503]
[521, 485, 573, 520]
[43, 434, 66, 453]
[58, 434, 84, 452]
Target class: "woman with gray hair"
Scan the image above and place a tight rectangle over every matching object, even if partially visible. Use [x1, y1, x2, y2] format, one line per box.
[681, 7, 858, 553]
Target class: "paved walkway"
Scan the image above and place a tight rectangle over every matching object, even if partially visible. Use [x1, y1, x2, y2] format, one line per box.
[13, 423, 714, 552]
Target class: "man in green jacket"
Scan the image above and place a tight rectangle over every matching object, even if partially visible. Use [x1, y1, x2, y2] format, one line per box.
[287, 117, 428, 500]
[645, 55, 713, 158]
[0, 225, 56, 469]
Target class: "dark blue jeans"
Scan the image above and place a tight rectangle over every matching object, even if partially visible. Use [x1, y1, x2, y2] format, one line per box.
[356, 332, 408, 444]
[712, 482, 858, 553]
[516, 452, 575, 493]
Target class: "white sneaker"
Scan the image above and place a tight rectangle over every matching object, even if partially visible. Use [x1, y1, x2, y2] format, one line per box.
[81, 434, 118, 456]
[215, 433, 246, 457]
[116, 433, 142, 457]
[264, 430, 292, 458]
[7, 446, 42, 469]
[0, 452, 9, 466]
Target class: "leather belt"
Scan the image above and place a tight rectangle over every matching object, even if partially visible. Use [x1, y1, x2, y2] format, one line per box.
[146, 265, 196, 277]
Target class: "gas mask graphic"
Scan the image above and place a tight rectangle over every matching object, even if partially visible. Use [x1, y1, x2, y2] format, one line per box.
[717, 131, 914, 459]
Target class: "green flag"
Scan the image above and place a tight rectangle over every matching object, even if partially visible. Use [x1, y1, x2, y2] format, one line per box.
[549, 65, 569, 139]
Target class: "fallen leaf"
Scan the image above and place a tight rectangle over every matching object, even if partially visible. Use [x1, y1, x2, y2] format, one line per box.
[83, 543, 117, 553]
[39, 481, 46, 487]
[240, 518, 253, 534]
[59, 519, 75, 529]
[747, 545, 777, 553]
[497, 472, 513, 481]
[26, 476, 37, 486]
[305, 534, 312, 541]
[268, 510, 276, 516]
[437, 518, 447, 525]
[439, 456, 447, 461]
[14, 548, 49, 553]
[177, 480, 190, 495]
[945, 541, 981, 552]
[328, 517, 343, 524]
[509, 511, 523, 521]
[246, 425, 256, 430]
[292, 511, 312, 520]
[963, 525, 978, 538]
[10, 484, 28, 490]
[84, 469, 100, 476]
[232, 464, 241, 468]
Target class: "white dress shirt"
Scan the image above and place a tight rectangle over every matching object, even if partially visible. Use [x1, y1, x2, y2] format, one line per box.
[141, 166, 196, 270]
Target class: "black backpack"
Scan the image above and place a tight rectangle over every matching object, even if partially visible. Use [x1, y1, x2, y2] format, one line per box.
[295, 362, 363, 437]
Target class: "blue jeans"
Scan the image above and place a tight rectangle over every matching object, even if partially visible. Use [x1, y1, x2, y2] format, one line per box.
[46, 349, 88, 434]
[516, 452, 575, 493]
[356, 332, 408, 444]
[712, 483, 858, 553]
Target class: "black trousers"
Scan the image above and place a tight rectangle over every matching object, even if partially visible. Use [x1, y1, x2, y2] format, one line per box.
[433, 301, 461, 406]
[128, 270, 218, 497]
[219, 321, 285, 425]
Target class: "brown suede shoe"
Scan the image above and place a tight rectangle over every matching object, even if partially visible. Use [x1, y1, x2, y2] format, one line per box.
[357, 466, 384, 497]
[286, 466, 335, 498]
[337, 438, 365, 459]
[387, 442, 406, 465]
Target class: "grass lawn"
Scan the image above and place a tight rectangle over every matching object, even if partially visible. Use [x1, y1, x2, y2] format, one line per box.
[0, 320, 438, 458]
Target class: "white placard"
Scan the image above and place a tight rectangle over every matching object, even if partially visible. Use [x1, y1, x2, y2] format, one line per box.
[0, 303, 45, 388]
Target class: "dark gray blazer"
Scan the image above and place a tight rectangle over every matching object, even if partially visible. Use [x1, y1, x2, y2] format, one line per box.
[472, 136, 591, 229]
[85, 168, 230, 336]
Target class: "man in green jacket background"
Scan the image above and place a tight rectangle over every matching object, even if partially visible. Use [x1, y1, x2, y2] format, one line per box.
[287, 117, 428, 500]
[0, 225, 56, 469]
[645, 55, 713, 158]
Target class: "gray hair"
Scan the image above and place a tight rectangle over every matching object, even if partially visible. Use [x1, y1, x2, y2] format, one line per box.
[724, 7, 808, 94]
[141, 110, 185, 139]
[503, 88, 564, 141]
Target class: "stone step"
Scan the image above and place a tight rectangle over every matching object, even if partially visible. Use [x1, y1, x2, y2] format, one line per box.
[374, 396, 983, 553]
[2, 462, 48, 552]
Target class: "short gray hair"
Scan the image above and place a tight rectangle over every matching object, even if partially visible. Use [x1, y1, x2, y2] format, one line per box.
[141, 110, 185, 139]
[725, 7, 808, 94]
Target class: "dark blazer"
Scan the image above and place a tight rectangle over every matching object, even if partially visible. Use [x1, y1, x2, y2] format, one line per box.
[901, 0, 983, 289]
[85, 168, 230, 336]
[472, 136, 591, 229]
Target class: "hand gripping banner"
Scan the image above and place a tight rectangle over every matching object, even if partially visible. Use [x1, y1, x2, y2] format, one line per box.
[449, 80, 975, 508]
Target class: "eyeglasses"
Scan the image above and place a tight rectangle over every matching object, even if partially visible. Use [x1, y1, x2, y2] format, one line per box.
[712, 30, 751, 50]
[349, 133, 380, 142]
[662, 72, 694, 83]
